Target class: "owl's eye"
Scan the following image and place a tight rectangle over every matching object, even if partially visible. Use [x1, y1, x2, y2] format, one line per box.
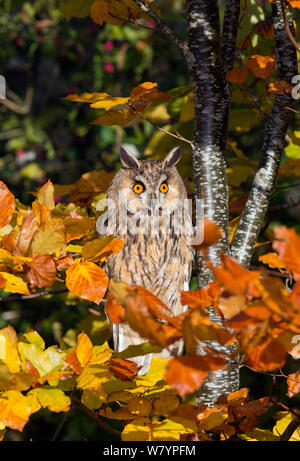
[159, 183, 169, 194]
[132, 182, 145, 194]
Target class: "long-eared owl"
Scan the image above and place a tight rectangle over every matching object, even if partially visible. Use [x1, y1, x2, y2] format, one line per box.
[99, 146, 194, 373]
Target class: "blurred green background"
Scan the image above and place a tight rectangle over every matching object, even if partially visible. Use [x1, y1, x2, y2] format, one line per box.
[0, 0, 299, 440]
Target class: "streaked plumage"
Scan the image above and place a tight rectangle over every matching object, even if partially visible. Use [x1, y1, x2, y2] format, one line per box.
[101, 147, 194, 373]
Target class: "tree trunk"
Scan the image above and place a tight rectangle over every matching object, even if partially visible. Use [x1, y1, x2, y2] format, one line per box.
[184, 0, 240, 405]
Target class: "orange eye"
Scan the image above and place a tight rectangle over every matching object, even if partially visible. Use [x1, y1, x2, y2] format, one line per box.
[133, 183, 144, 194]
[160, 183, 169, 194]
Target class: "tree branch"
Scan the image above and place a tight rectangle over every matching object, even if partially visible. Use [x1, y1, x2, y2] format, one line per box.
[230, 0, 297, 267]
[185, 0, 239, 406]
[0, 287, 68, 303]
[280, 416, 300, 441]
[222, 0, 241, 74]
[132, 0, 184, 50]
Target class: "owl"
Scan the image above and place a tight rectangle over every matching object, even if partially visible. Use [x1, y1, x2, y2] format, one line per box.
[99, 146, 194, 373]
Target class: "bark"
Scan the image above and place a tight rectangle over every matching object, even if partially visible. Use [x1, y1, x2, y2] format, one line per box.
[231, 0, 297, 267]
[185, 0, 240, 405]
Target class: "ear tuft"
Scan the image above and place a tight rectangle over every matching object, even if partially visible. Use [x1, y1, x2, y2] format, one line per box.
[163, 147, 182, 168]
[120, 146, 141, 169]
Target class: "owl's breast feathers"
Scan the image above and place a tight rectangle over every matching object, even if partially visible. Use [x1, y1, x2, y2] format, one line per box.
[107, 232, 194, 314]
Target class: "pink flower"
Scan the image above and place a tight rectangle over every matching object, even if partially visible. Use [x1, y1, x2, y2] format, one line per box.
[104, 41, 114, 51]
[16, 150, 25, 158]
[103, 62, 115, 73]
[146, 21, 155, 29]
[16, 38, 24, 47]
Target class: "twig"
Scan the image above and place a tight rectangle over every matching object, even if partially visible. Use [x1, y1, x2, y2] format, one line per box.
[132, 0, 184, 50]
[128, 104, 192, 145]
[51, 410, 72, 441]
[71, 395, 121, 438]
[0, 287, 68, 303]
[238, 83, 267, 119]
[280, 416, 300, 441]
[280, 0, 300, 53]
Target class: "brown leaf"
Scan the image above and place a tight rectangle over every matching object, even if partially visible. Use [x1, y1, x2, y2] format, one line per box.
[13, 211, 38, 256]
[226, 68, 248, 83]
[246, 338, 286, 371]
[287, 371, 300, 397]
[246, 55, 275, 79]
[109, 358, 139, 381]
[26, 254, 56, 288]
[268, 80, 294, 94]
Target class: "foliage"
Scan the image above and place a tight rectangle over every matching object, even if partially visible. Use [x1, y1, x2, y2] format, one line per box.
[0, 0, 300, 442]
[0, 176, 299, 441]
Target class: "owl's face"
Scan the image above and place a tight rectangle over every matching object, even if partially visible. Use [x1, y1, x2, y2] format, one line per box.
[108, 147, 187, 218]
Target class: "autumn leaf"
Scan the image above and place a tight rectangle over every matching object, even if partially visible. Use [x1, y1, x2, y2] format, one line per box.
[66, 261, 108, 304]
[165, 355, 226, 397]
[13, 211, 38, 256]
[109, 358, 139, 381]
[226, 68, 248, 83]
[36, 180, 55, 210]
[246, 55, 275, 79]
[82, 236, 124, 262]
[258, 252, 287, 273]
[0, 390, 40, 431]
[130, 82, 172, 103]
[26, 254, 56, 288]
[246, 338, 286, 371]
[90, 0, 109, 25]
[253, 18, 274, 40]
[272, 226, 300, 280]
[91, 108, 137, 127]
[286, 371, 300, 398]
[268, 81, 294, 94]
[0, 181, 15, 229]
[213, 253, 261, 297]
[105, 291, 126, 323]
[0, 272, 30, 295]
[31, 217, 65, 255]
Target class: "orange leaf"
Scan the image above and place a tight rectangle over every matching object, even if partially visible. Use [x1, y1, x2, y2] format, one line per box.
[268, 80, 294, 94]
[130, 82, 172, 103]
[65, 349, 82, 375]
[181, 282, 220, 309]
[226, 68, 248, 83]
[193, 218, 223, 250]
[26, 254, 56, 288]
[273, 226, 300, 280]
[0, 181, 15, 229]
[105, 291, 125, 323]
[76, 331, 93, 367]
[286, 371, 300, 397]
[66, 261, 108, 304]
[213, 253, 261, 297]
[165, 355, 226, 397]
[109, 358, 139, 381]
[258, 252, 287, 272]
[246, 55, 275, 79]
[246, 338, 286, 371]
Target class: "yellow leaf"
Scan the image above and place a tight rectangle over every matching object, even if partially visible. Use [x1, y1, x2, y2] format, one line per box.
[135, 358, 170, 387]
[36, 388, 71, 412]
[81, 389, 107, 409]
[0, 272, 30, 295]
[82, 237, 124, 261]
[76, 364, 111, 390]
[152, 417, 197, 441]
[59, 0, 94, 20]
[0, 390, 40, 431]
[0, 326, 21, 373]
[31, 217, 65, 255]
[122, 418, 152, 441]
[75, 332, 93, 367]
[273, 411, 300, 440]
[37, 180, 55, 210]
[18, 342, 64, 377]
